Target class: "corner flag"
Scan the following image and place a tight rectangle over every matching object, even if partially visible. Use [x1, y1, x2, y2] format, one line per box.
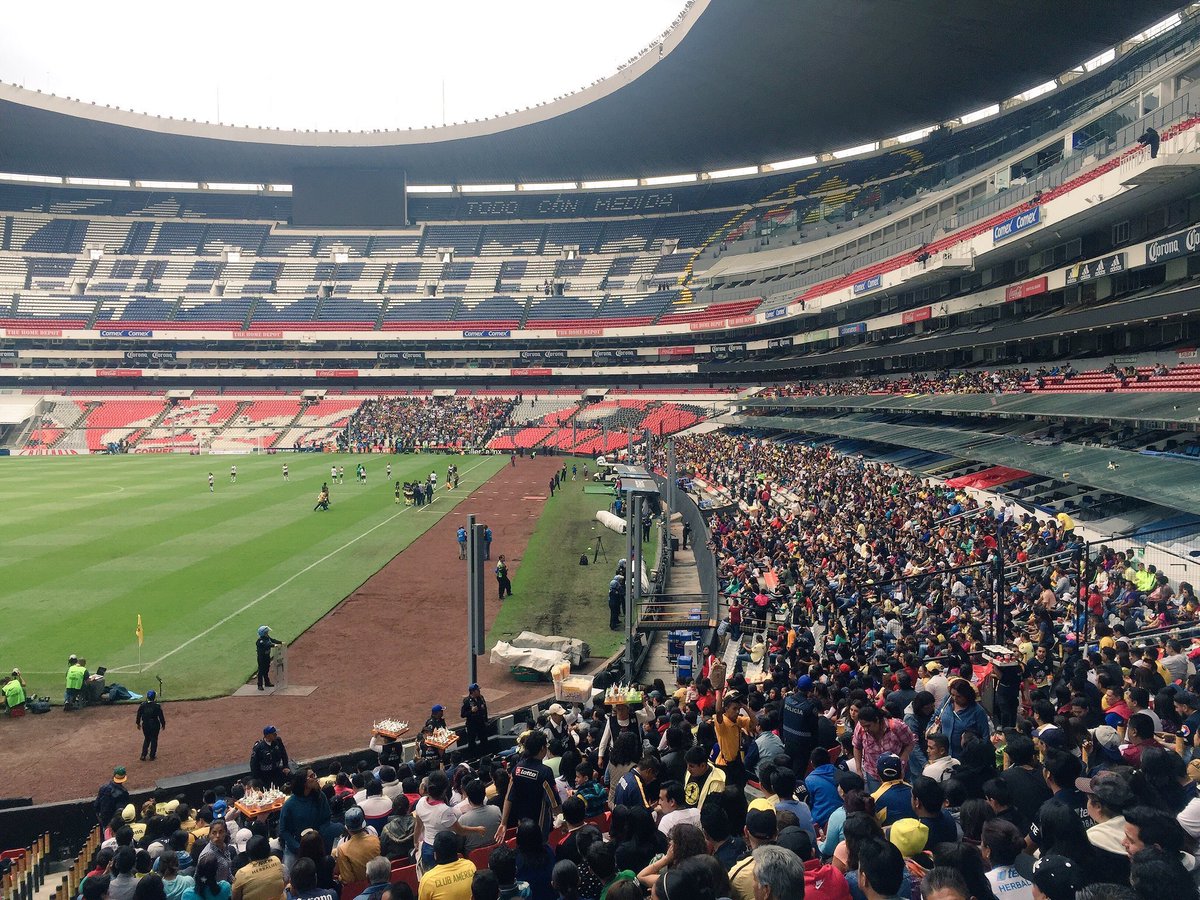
[136, 614, 144, 648]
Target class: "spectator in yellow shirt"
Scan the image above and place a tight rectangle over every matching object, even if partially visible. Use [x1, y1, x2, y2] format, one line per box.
[417, 832, 475, 900]
[713, 692, 752, 788]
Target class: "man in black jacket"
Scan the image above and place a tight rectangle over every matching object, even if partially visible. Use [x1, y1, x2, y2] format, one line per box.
[461, 684, 488, 756]
[135, 690, 166, 761]
[249, 725, 290, 787]
[94, 767, 130, 827]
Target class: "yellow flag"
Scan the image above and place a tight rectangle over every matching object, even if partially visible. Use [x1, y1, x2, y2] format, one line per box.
[136, 614, 144, 648]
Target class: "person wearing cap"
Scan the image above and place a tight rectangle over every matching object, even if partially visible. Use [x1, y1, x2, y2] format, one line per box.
[254, 627, 281, 692]
[782, 674, 819, 770]
[890, 818, 932, 869]
[65, 655, 89, 708]
[249, 726, 290, 789]
[95, 767, 131, 829]
[1078, 773, 1133, 884]
[136, 690, 166, 762]
[1029, 855, 1081, 900]
[871, 754, 915, 825]
[921, 661, 949, 707]
[1175, 691, 1200, 762]
[460, 684, 488, 757]
[331, 807, 381, 884]
[425, 704, 448, 733]
[542, 703, 572, 746]
[728, 808, 777, 900]
[3, 668, 26, 712]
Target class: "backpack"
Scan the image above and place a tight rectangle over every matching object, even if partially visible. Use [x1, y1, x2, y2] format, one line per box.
[579, 555, 589, 566]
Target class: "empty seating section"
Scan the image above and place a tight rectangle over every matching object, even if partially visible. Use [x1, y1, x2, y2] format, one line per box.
[5, 110, 1184, 333]
[79, 399, 166, 451]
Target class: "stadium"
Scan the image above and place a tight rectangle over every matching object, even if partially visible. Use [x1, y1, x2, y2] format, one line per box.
[2, 1, 1200, 897]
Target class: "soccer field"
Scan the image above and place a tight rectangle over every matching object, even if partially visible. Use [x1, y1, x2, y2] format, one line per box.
[0, 452, 508, 701]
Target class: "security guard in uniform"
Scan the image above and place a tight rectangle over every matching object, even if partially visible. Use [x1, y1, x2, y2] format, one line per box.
[460, 684, 488, 756]
[136, 689, 166, 761]
[256, 626, 282, 691]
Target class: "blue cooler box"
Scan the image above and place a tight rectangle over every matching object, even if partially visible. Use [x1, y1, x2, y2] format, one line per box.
[676, 655, 693, 680]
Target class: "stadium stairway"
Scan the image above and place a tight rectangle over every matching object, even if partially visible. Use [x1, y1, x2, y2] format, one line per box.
[268, 399, 314, 448]
[217, 400, 254, 439]
[126, 403, 173, 450]
[48, 401, 97, 449]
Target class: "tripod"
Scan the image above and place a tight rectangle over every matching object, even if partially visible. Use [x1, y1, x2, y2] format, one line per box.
[592, 530, 609, 564]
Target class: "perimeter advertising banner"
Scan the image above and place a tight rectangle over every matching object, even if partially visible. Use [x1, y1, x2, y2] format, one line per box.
[1004, 276, 1049, 302]
[992, 206, 1041, 243]
[1065, 252, 1125, 286]
[1144, 225, 1200, 264]
[900, 306, 932, 324]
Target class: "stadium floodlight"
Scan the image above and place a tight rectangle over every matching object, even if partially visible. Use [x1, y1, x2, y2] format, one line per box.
[1082, 48, 1116, 72]
[407, 184, 454, 193]
[518, 182, 579, 192]
[581, 178, 638, 189]
[706, 165, 759, 180]
[762, 156, 817, 172]
[136, 180, 200, 189]
[1132, 12, 1181, 42]
[460, 183, 517, 193]
[959, 104, 1000, 125]
[832, 142, 878, 159]
[642, 172, 698, 186]
[66, 176, 129, 187]
[1017, 80, 1057, 102]
[267, 184, 293, 193]
[894, 125, 936, 144]
[205, 182, 265, 192]
[0, 171, 62, 184]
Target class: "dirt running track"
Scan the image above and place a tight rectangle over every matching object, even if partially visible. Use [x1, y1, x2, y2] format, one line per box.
[0, 456, 571, 804]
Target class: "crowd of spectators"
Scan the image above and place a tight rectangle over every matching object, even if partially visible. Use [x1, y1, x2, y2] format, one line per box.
[63, 428, 1200, 900]
[338, 398, 517, 453]
[764, 369, 1031, 398]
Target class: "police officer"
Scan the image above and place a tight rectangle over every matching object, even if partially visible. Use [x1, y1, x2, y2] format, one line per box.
[608, 574, 626, 631]
[136, 689, 166, 761]
[249, 725, 290, 787]
[461, 684, 488, 756]
[781, 674, 819, 769]
[65, 655, 88, 710]
[256, 626, 282, 691]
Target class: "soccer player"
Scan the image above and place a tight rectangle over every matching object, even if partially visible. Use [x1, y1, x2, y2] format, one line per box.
[282, 464, 289, 482]
[331, 463, 337, 483]
[338, 465, 345, 484]
[208, 472, 215, 492]
[386, 463, 392, 480]
[395, 481, 401, 504]
[230, 464, 237, 483]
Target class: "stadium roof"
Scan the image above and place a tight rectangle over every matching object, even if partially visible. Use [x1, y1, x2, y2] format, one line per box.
[0, 0, 1185, 184]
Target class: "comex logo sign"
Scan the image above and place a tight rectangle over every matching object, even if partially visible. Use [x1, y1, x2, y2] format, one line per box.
[992, 207, 1041, 243]
[1145, 225, 1200, 264]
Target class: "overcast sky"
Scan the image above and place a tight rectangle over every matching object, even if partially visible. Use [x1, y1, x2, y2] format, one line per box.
[0, 1, 687, 131]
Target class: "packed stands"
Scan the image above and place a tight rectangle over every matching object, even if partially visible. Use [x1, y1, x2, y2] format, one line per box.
[339, 396, 518, 451]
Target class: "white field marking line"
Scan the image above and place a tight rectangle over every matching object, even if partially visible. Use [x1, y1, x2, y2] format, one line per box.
[107, 456, 497, 673]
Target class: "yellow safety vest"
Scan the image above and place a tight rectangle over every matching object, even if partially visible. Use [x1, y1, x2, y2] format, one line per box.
[66, 665, 86, 690]
[3, 680, 25, 707]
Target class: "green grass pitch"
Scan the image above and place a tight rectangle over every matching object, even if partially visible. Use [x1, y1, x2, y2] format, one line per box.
[0, 452, 508, 701]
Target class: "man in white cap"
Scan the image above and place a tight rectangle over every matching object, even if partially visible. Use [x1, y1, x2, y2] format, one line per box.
[255, 626, 281, 691]
[543, 703, 574, 745]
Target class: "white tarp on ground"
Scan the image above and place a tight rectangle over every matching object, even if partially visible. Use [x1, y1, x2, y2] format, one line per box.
[490, 641, 567, 674]
[511, 631, 590, 667]
[596, 510, 627, 534]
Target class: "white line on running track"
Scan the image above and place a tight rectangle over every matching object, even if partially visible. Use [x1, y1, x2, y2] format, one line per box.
[107, 457, 494, 674]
